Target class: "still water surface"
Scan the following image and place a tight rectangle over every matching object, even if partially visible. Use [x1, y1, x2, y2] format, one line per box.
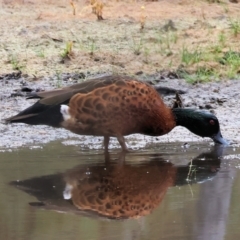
[1, 142, 240, 240]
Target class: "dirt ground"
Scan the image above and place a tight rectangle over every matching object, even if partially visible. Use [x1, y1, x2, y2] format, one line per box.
[1, 0, 240, 77]
[0, 0, 240, 150]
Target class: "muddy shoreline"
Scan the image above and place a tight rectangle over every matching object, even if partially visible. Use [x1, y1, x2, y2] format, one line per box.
[1, 72, 239, 150]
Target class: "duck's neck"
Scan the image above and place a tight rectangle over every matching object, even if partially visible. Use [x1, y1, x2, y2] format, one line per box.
[172, 108, 200, 129]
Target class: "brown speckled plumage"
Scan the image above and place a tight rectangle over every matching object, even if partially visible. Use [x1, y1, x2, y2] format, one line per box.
[61, 77, 175, 150]
[64, 161, 176, 219]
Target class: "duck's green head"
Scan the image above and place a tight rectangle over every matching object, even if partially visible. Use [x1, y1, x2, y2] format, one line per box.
[172, 108, 229, 145]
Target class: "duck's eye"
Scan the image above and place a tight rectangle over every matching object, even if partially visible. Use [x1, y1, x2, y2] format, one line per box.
[209, 119, 215, 125]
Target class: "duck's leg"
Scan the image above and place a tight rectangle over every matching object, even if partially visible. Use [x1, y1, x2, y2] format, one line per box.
[103, 136, 110, 152]
[116, 135, 128, 152]
[104, 150, 111, 164]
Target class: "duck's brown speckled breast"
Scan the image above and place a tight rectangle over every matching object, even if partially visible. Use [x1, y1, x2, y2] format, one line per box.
[62, 79, 175, 137]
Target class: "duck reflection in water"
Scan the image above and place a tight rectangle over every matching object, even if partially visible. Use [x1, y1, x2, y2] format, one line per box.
[10, 146, 224, 220]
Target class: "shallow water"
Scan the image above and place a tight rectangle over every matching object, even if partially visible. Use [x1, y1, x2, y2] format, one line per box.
[1, 142, 240, 240]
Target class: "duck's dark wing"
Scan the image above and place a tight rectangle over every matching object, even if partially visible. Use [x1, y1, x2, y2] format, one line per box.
[28, 75, 131, 102]
[28, 75, 186, 102]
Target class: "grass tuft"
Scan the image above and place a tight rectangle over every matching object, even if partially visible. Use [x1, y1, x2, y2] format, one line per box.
[61, 41, 74, 60]
[229, 19, 240, 37]
[181, 47, 202, 66]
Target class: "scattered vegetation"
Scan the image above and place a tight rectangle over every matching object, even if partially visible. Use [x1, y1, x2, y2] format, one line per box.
[220, 51, 240, 79]
[7, 54, 25, 71]
[181, 47, 202, 66]
[90, 0, 104, 20]
[55, 70, 63, 88]
[35, 48, 45, 58]
[229, 19, 240, 37]
[140, 5, 147, 31]
[183, 67, 219, 84]
[87, 37, 98, 56]
[155, 31, 178, 56]
[1, 0, 240, 82]
[186, 159, 197, 182]
[218, 31, 227, 46]
[69, 0, 76, 16]
[61, 41, 74, 60]
[130, 36, 144, 55]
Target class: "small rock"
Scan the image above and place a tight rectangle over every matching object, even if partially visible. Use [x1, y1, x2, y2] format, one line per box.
[135, 71, 143, 75]
[205, 104, 214, 109]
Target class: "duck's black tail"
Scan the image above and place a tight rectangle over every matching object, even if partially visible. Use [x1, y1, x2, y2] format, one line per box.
[5, 102, 63, 127]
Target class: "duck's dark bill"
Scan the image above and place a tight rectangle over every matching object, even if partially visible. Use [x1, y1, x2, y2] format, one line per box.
[212, 131, 229, 145]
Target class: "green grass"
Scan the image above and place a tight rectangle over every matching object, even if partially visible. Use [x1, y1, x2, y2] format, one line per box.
[181, 47, 202, 66]
[229, 19, 240, 37]
[8, 54, 25, 71]
[183, 67, 219, 84]
[154, 32, 178, 55]
[35, 48, 45, 58]
[221, 51, 240, 79]
[218, 32, 226, 46]
[86, 37, 98, 56]
[61, 41, 73, 59]
[130, 35, 144, 55]
[143, 46, 150, 64]
[55, 70, 63, 88]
